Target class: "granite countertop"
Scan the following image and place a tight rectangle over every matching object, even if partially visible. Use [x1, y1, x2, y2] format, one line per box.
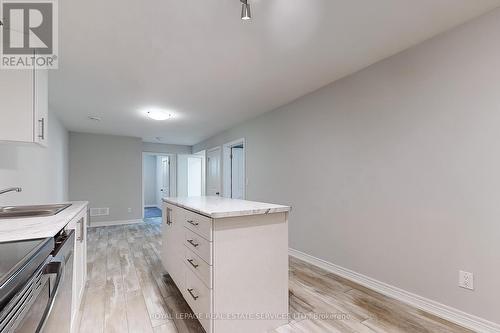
[0, 201, 88, 242]
[162, 196, 291, 219]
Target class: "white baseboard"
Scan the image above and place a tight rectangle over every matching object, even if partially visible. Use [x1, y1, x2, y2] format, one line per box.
[90, 219, 143, 228]
[289, 248, 500, 333]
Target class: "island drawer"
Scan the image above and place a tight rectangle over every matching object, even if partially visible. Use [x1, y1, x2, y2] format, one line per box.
[184, 228, 212, 265]
[184, 246, 212, 288]
[183, 209, 212, 241]
[183, 267, 211, 332]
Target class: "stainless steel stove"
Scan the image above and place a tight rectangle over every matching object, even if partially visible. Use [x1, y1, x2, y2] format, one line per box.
[0, 238, 54, 311]
[0, 230, 74, 333]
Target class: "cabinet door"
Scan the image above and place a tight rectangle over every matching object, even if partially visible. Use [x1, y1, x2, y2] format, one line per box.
[34, 69, 48, 146]
[0, 70, 34, 142]
[75, 212, 87, 298]
[69, 209, 87, 333]
[162, 204, 184, 287]
[0, 65, 48, 145]
[162, 204, 175, 275]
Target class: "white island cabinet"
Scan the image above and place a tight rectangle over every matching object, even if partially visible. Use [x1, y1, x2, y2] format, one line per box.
[162, 196, 291, 333]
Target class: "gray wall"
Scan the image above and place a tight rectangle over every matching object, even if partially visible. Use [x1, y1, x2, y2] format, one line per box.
[143, 142, 191, 155]
[143, 155, 157, 206]
[69, 132, 143, 223]
[0, 111, 68, 206]
[194, 9, 500, 323]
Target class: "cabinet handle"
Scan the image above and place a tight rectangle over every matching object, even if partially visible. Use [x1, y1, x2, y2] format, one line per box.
[77, 217, 84, 242]
[38, 118, 45, 140]
[166, 208, 172, 225]
[187, 258, 199, 268]
[187, 239, 199, 248]
[187, 288, 199, 300]
[187, 220, 199, 226]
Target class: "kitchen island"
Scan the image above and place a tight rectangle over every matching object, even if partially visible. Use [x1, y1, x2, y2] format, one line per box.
[162, 196, 291, 333]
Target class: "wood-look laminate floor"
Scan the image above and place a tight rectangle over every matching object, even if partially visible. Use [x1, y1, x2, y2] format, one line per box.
[78, 218, 472, 333]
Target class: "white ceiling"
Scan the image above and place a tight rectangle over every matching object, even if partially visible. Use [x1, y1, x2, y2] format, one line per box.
[50, 0, 500, 145]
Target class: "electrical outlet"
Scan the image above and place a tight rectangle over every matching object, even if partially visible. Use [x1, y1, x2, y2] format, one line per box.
[459, 271, 474, 290]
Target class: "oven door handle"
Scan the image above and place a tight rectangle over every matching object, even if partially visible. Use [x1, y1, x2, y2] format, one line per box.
[35, 259, 65, 333]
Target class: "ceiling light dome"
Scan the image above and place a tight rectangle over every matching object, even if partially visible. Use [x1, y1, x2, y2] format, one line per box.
[146, 109, 173, 121]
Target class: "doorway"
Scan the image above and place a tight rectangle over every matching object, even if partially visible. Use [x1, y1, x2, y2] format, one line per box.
[177, 154, 205, 197]
[142, 153, 175, 219]
[206, 147, 222, 196]
[223, 139, 245, 199]
[157, 156, 170, 203]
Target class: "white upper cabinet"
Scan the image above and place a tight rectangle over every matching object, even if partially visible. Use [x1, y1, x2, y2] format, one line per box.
[0, 67, 49, 146]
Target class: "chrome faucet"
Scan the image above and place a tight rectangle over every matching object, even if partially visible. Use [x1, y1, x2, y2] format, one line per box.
[0, 187, 22, 195]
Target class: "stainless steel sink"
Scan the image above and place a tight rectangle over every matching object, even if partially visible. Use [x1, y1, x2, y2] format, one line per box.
[0, 204, 72, 219]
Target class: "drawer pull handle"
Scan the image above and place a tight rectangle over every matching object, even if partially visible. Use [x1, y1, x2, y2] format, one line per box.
[187, 239, 199, 248]
[38, 118, 45, 140]
[166, 208, 173, 225]
[77, 217, 84, 242]
[187, 220, 199, 226]
[187, 288, 199, 300]
[187, 259, 199, 268]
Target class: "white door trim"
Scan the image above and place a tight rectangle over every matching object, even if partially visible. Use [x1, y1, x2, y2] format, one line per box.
[222, 138, 246, 199]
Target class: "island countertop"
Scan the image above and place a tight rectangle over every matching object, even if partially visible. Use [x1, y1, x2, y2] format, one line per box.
[162, 196, 291, 219]
[0, 201, 88, 242]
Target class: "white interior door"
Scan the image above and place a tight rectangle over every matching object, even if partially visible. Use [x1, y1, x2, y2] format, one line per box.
[231, 147, 244, 199]
[187, 157, 202, 196]
[161, 157, 170, 196]
[156, 156, 170, 206]
[207, 147, 222, 196]
[177, 154, 203, 197]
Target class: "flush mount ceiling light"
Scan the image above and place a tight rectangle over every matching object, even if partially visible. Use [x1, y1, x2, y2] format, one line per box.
[240, 0, 251, 20]
[88, 116, 102, 121]
[146, 109, 173, 121]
